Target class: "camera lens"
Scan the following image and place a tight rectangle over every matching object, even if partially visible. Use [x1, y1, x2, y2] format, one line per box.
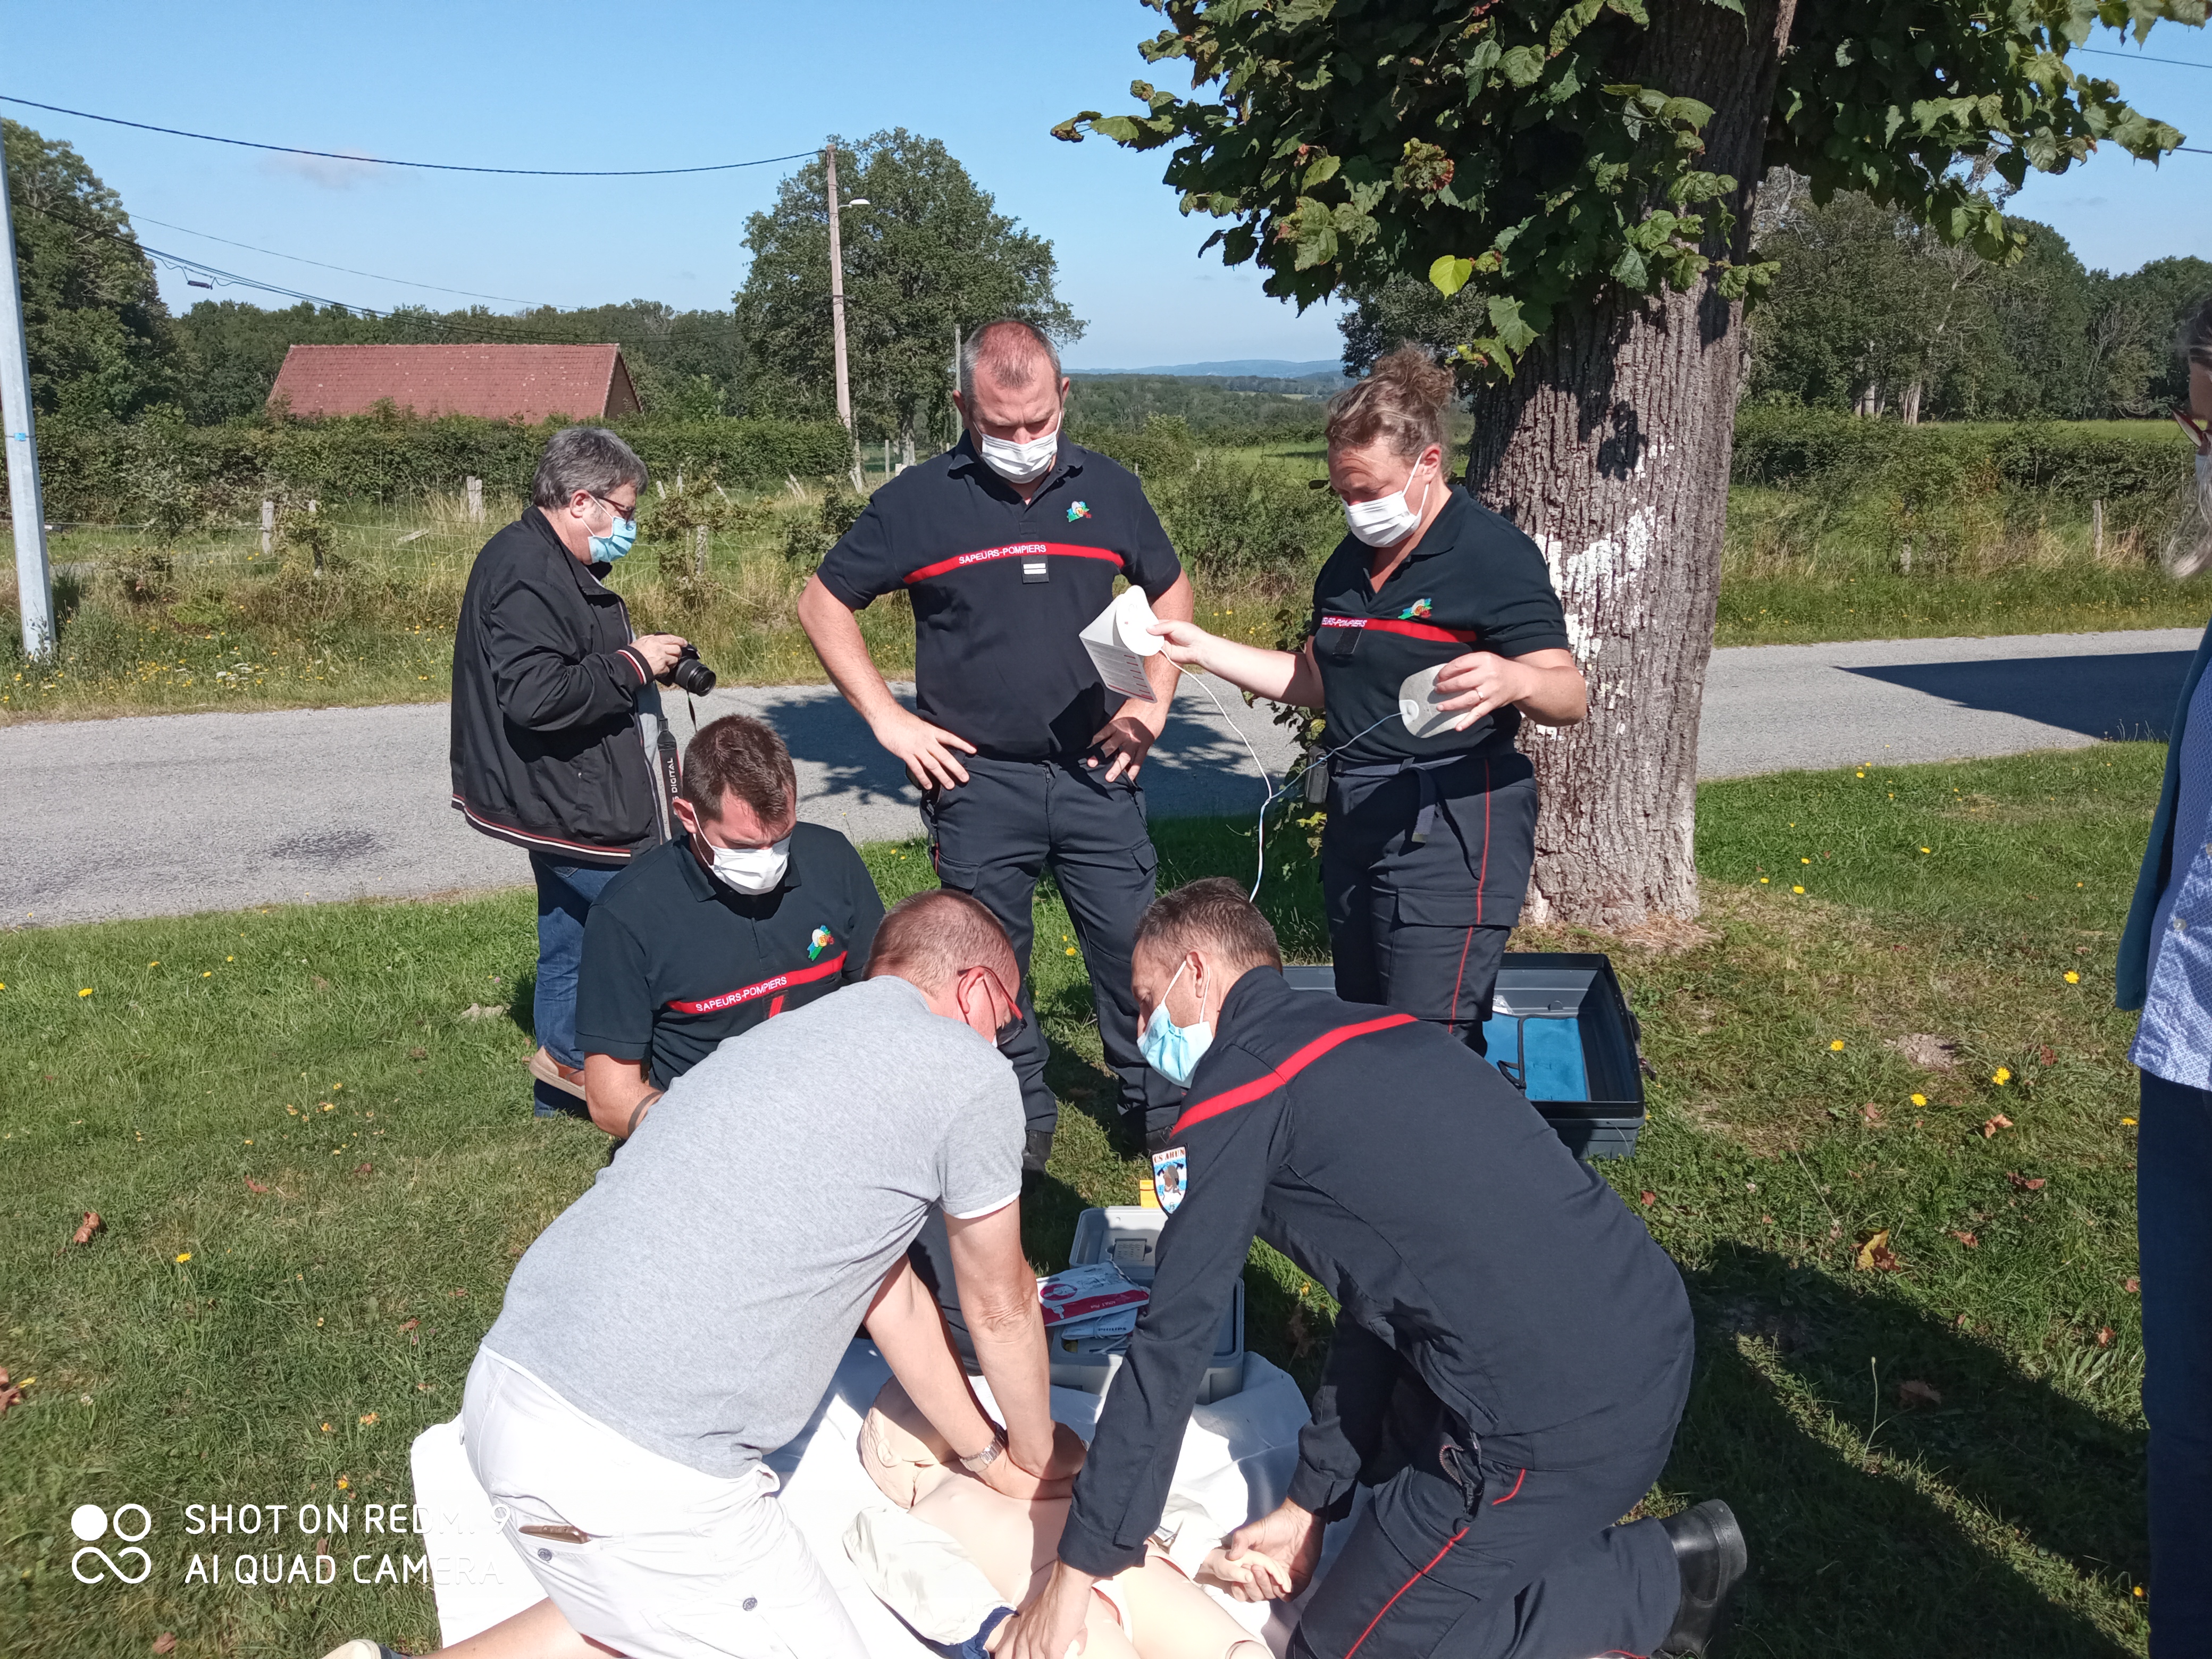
[670, 652, 717, 696]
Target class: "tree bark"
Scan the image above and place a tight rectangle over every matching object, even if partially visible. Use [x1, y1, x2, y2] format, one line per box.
[1465, 0, 1797, 930]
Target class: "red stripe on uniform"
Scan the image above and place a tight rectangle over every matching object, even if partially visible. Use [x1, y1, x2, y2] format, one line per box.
[1170, 1012, 1418, 1135]
[1342, 1522, 1470, 1658]
[667, 952, 845, 1016]
[1317, 613, 1483, 646]
[903, 541, 1126, 584]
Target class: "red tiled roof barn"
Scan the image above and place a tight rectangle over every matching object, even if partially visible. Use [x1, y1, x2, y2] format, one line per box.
[266, 344, 642, 423]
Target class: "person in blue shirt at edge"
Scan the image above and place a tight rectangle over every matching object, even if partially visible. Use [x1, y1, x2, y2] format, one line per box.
[1002, 879, 1745, 1659]
[2115, 296, 2212, 1659]
[1145, 347, 1586, 1055]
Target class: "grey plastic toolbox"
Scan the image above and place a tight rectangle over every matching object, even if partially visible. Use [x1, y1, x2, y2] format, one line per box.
[1281, 954, 1646, 1159]
[1052, 1206, 1245, 1403]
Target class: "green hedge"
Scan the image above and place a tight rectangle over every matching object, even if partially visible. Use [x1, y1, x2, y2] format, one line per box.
[18, 413, 855, 526]
[1731, 408, 2193, 498]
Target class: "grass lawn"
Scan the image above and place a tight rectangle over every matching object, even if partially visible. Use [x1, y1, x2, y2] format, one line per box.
[0, 746, 2163, 1656]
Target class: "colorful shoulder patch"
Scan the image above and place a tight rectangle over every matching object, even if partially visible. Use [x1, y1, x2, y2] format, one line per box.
[1151, 1146, 1188, 1214]
[1398, 598, 1434, 620]
[808, 925, 835, 961]
[1066, 500, 1092, 522]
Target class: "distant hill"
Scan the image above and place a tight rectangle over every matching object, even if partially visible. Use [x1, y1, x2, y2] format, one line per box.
[1070, 358, 1347, 383]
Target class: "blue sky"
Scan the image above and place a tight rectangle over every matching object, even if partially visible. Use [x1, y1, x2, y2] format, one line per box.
[2, 2, 2207, 371]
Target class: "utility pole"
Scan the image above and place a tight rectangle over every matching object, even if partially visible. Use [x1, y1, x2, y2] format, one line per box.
[0, 131, 55, 660]
[824, 143, 866, 493]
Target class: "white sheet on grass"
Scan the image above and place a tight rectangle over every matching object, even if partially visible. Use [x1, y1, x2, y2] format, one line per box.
[410, 1340, 1329, 1654]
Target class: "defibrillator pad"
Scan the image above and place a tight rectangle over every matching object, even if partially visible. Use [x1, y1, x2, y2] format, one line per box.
[1397, 665, 1468, 739]
[1078, 587, 1164, 702]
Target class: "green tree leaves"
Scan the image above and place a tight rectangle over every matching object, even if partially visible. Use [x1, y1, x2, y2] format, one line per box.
[1057, 0, 2205, 378]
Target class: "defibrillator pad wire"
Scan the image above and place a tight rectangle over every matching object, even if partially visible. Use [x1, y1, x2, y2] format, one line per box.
[1171, 664, 1394, 902]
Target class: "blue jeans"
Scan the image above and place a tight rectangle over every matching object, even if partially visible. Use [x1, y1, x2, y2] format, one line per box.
[2139, 1068, 2212, 1652]
[530, 854, 621, 1117]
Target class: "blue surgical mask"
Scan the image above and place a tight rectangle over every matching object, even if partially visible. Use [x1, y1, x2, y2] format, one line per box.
[589, 510, 636, 564]
[1140, 959, 1213, 1086]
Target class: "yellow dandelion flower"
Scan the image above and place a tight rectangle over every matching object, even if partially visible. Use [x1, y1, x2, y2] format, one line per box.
[1829, 1040, 1845, 1052]
[1800, 858, 1811, 865]
[2121, 1116, 2137, 1126]
[358, 1412, 379, 1427]
[322, 1421, 333, 1433]
[1920, 847, 1931, 854]
[78, 987, 93, 998]
[2064, 971, 2080, 984]
[1758, 877, 1769, 884]
[1992, 1067, 2012, 1085]
[174, 1252, 191, 1263]
[1792, 885, 1805, 894]
[336, 1477, 349, 1490]
[1910, 1093, 1927, 1107]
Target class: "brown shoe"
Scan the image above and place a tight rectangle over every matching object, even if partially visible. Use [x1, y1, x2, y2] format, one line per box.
[528, 1046, 586, 1100]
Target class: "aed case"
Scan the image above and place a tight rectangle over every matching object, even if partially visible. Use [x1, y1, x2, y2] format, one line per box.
[1280, 954, 1647, 1159]
[1053, 1206, 1246, 1404]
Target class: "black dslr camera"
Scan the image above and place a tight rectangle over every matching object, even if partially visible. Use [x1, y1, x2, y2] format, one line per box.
[663, 643, 718, 697]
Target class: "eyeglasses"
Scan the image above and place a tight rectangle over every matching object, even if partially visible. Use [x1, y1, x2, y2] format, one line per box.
[960, 966, 1026, 1047]
[590, 492, 638, 523]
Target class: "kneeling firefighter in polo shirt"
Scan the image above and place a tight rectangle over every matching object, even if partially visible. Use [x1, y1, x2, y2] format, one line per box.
[574, 714, 883, 1138]
[798, 317, 1194, 1164]
[1002, 880, 1748, 1659]
[1150, 348, 1585, 1052]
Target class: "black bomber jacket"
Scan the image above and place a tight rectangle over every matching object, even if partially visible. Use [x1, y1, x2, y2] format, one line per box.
[449, 509, 666, 865]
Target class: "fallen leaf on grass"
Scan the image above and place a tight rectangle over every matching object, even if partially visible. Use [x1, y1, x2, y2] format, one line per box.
[312, 976, 330, 990]
[2125, 1276, 2140, 1294]
[408, 1047, 428, 1060]
[2007, 1171, 2046, 1192]
[315, 1536, 329, 1557]
[0, 1369, 21, 1415]
[1981, 1114, 2013, 1137]
[398, 1318, 419, 1334]
[2038, 1045, 2056, 1067]
[460, 1004, 501, 1020]
[1855, 1230, 1903, 1272]
[1897, 1379, 1943, 1408]
[71, 1211, 102, 1244]
[244, 1177, 271, 1195]
[1861, 1104, 1883, 1125]
[353, 1162, 372, 1177]
[2096, 1327, 2115, 1348]
[152, 1635, 175, 1655]
[1639, 1191, 1657, 1206]
[1950, 1230, 1979, 1248]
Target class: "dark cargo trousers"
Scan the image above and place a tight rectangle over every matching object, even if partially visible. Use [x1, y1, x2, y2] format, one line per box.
[923, 752, 1183, 1155]
[1323, 751, 1539, 1057]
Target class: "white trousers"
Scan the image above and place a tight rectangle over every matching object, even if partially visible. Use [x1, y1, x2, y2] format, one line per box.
[462, 1348, 867, 1659]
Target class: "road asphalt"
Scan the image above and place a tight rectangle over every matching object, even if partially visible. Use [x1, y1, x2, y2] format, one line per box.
[3, 626, 2198, 927]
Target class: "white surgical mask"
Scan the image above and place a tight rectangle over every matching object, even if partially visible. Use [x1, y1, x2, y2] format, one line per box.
[977, 428, 1058, 484]
[707, 835, 791, 895]
[1139, 959, 1214, 1086]
[1343, 461, 1435, 548]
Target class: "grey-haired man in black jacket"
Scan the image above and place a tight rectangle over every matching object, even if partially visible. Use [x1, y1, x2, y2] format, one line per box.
[450, 426, 690, 1117]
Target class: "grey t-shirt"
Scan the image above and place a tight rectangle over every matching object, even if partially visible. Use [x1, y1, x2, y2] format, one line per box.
[484, 976, 1024, 1476]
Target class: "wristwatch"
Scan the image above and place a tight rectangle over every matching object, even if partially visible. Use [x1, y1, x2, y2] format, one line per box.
[958, 1430, 1008, 1477]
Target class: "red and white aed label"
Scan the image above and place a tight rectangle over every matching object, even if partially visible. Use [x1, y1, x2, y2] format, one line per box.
[666, 952, 845, 1015]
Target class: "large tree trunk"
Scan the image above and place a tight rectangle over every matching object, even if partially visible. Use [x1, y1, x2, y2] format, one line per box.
[1465, 0, 1797, 931]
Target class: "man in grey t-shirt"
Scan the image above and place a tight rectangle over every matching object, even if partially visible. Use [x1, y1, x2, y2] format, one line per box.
[342, 892, 1082, 1659]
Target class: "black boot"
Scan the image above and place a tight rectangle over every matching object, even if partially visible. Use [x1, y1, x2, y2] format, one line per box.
[1657, 1499, 1747, 1656]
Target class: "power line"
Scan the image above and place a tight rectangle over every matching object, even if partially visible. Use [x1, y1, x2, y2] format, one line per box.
[2072, 46, 2212, 71]
[0, 93, 815, 178]
[128, 213, 554, 307]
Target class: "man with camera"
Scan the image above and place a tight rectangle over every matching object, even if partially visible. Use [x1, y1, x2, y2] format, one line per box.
[450, 425, 694, 1117]
[575, 713, 885, 1139]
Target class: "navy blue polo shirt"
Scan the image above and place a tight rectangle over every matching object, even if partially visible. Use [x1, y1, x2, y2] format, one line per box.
[816, 435, 1184, 760]
[1309, 486, 1571, 767]
[575, 823, 885, 1088]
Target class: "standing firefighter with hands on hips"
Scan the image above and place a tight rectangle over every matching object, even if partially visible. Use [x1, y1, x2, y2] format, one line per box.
[1150, 348, 1585, 1053]
[1004, 880, 1746, 1659]
[798, 318, 1195, 1167]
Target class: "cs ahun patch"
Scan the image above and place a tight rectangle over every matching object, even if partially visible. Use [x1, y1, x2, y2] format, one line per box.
[1066, 500, 1091, 522]
[1151, 1146, 1188, 1214]
[808, 925, 835, 961]
[1398, 598, 1434, 621]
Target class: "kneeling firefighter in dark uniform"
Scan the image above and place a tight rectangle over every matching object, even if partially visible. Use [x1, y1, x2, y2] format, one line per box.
[1152, 348, 1585, 1050]
[1002, 881, 1745, 1659]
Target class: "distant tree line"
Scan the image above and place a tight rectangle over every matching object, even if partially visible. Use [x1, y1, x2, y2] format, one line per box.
[3, 120, 1078, 449]
[1342, 170, 2208, 425]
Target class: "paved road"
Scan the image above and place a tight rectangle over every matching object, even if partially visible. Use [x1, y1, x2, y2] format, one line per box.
[2, 626, 2197, 927]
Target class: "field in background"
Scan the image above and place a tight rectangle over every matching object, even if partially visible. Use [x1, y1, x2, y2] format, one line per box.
[0, 745, 2166, 1656]
[4, 419, 2207, 723]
